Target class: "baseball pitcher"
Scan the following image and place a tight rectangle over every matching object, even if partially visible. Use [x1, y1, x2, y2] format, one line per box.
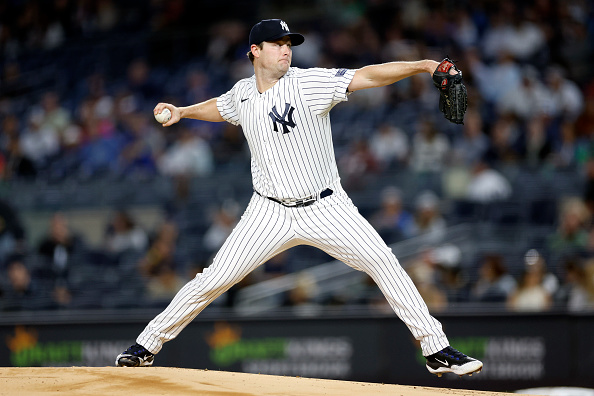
[116, 19, 480, 378]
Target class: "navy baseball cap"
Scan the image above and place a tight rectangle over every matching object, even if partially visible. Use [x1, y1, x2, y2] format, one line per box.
[249, 19, 305, 46]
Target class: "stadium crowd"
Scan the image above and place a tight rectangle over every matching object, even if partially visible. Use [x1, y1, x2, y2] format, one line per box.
[1, 0, 594, 313]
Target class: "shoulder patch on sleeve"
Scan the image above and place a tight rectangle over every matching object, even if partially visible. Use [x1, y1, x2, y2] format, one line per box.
[335, 68, 347, 77]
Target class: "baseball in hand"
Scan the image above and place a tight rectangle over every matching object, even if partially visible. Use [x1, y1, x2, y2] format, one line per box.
[155, 108, 171, 124]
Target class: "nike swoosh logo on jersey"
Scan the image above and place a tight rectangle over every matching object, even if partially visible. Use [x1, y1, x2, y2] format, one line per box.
[435, 358, 449, 366]
[241, 98, 249, 102]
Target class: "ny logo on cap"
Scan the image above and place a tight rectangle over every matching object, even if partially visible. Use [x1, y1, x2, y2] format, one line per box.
[280, 20, 289, 32]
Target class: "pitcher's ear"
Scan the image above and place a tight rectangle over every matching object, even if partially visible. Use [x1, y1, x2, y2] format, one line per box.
[251, 44, 261, 58]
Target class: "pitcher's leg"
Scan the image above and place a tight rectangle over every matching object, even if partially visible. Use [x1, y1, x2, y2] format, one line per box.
[138, 196, 293, 354]
[296, 190, 449, 356]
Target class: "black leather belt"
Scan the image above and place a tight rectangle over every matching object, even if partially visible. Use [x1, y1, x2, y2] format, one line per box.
[255, 188, 333, 208]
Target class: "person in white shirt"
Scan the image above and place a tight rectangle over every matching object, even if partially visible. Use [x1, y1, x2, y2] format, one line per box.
[466, 158, 512, 203]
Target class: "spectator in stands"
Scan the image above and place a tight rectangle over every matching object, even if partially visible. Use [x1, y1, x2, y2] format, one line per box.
[104, 210, 148, 256]
[433, 244, 470, 303]
[1, 115, 36, 180]
[481, 4, 546, 62]
[138, 221, 186, 302]
[126, 59, 161, 109]
[451, 108, 488, 167]
[467, 49, 522, 106]
[369, 123, 409, 171]
[37, 212, 86, 304]
[497, 66, 550, 121]
[78, 73, 124, 176]
[78, 73, 116, 133]
[411, 190, 446, 241]
[0, 62, 29, 97]
[465, 157, 512, 203]
[1, 256, 40, 311]
[139, 221, 179, 275]
[483, 114, 522, 164]
[19, 108, 60, 168]
[4, 134, 37, 180]
[203, 199, 240, 257]
[507, 266, 552, 312]
[405, 248, 448, 312]
[523, 249, 559, 296]
[75, 73, 127, 178]
[504, 9, 547, 62]
[451, 8, 479, 50]
[118, 111, 165, 178]
[547, 197, 590, 254]
[291, 27, 323, 69]
[40, 91, 71, 139]
[59, 122, 83, 152]
[0, 199, 26, 266]
[77, 121, 125, 178]
[577, 259, 594, 310]
[470, 253, 517, 303]
[185, 69, 212, 105]
[381, 24, 418, 66]
[521, 115, 554, 168]
[338, 138, 380, 190]
[551, 121, 584, 169]
[370, 186, 415, 242]
[0, 115, 17, 153]
[283, 272, 322, 317]
[409, 119, 450, 173]
[555, 257, 594, 311]
[212, 123, 248, 166]
[206, 20, 249, 66]
[544, 66, 584, 121]
[158, 127, 214, 177]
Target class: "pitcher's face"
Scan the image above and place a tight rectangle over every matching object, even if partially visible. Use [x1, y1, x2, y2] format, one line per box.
[256, 36, 292, 75]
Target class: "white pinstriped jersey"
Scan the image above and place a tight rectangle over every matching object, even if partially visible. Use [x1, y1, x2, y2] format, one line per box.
[217, 67, 356, 200]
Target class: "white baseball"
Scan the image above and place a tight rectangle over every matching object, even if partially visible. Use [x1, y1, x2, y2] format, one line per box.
[155, 108, 171, 124]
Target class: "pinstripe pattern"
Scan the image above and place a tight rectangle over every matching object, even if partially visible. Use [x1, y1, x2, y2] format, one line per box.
[136, 66, 450, 358]
[137, 185, 448, 356]
[217, 67, 352, 199]
[293, 183, 448, 355]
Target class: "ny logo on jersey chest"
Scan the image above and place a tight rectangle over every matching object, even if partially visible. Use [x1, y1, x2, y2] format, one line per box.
[269, 103, 296, 134]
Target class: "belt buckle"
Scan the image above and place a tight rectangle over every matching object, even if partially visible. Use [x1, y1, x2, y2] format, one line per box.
[295, 198, 312, 207]
[281, 198, 298, 206]
[281, 194, 314, 207]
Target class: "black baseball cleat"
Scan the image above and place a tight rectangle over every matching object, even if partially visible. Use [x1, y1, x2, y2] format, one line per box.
[115, 343, 155, 367]
[425, 346, 483, 377]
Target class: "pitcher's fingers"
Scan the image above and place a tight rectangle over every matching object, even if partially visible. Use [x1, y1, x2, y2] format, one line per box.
[154, 103, 168, 115]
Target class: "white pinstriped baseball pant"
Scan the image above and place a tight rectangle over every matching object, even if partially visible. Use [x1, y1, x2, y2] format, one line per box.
[137, 181, 449, 356]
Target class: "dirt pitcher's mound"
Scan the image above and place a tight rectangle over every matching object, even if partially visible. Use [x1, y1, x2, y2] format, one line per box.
[0, 367, 530, 396]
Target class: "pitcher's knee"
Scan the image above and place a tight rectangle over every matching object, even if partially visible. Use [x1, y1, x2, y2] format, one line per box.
[357, 255, 404, 278]
[361, 250, 399, 267]
[189, 270, 243, 296]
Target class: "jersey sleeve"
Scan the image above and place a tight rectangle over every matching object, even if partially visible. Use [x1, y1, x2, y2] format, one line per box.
[298, 68, 356, 116]
[216, 85, 241, 126]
